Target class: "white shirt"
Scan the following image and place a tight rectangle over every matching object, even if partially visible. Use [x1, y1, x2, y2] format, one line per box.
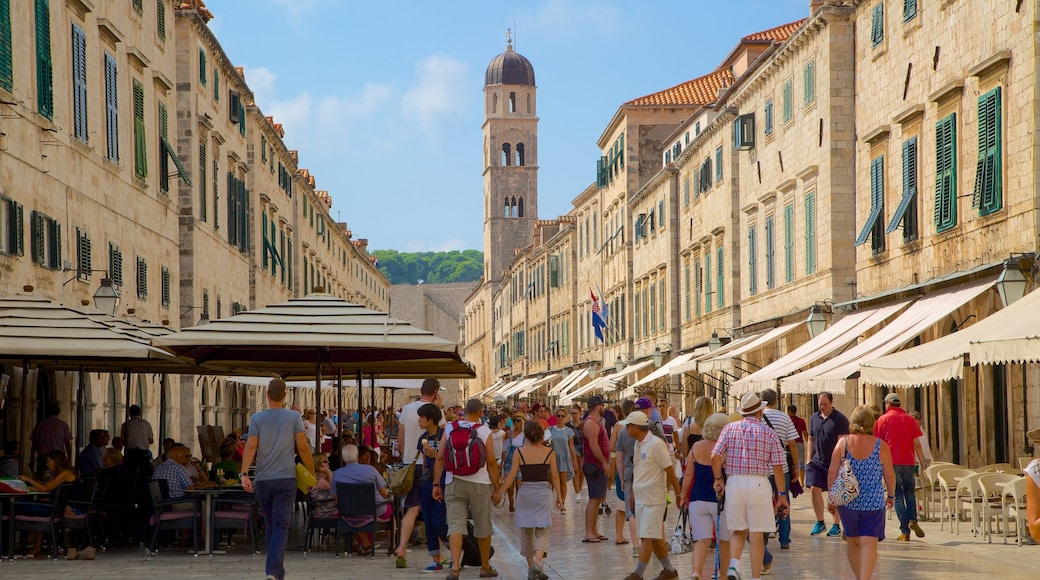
[632, 433, 672, 506]
[763, 408, 797, 473]
[399, 399, 431, 465]
[303, 420, 316, 448]
[490, 429, 506, 462]
[662, 416, 679, 449]
[443, 420, 493, 486]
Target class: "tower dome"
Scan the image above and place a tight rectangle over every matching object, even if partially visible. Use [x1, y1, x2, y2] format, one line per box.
[484, 39, 535, 87]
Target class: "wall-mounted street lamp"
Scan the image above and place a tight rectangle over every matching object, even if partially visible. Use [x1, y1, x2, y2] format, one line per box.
[615, 355, 626, 374]
[63, 269, 120, 316]
[707, 331, 723, 352]
[995, 253, 1035, 307]
[805, 300, 833, 339]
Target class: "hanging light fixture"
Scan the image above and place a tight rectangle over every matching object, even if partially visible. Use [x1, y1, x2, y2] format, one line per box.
[995, 257, 1028, 307]
[707, 331, 722, 352]
[615, 355, 625, 374]
[806, 305, 827, 338]
[92, 278, 120, 316]
[652, 346, 664, 368]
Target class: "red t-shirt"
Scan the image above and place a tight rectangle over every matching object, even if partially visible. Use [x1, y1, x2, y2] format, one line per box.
[790, 415, 808, 442]
[873, 407, 922, 466]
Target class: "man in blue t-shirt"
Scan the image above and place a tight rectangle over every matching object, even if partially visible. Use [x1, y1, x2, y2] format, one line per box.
[805, 392, 849, 537]
[241, 379, 314, 580]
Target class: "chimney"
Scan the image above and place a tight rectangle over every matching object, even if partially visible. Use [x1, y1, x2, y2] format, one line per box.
[810, 0, 825, 13]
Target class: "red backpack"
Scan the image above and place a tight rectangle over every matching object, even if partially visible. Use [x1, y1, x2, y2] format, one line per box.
[445, 421, 486, 476]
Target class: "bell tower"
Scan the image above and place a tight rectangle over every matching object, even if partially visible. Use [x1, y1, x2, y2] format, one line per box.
[482, 35, 538, 283]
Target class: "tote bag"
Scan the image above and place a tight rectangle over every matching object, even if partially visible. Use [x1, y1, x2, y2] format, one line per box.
[827, 438, 860, 507]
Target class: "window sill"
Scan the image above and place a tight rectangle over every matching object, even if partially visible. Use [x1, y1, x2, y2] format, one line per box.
[871, 43, 888, 63]
[902, 16, 922, 38]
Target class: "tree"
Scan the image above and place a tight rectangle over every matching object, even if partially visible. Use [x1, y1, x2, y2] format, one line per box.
[371, 249, 484, 285]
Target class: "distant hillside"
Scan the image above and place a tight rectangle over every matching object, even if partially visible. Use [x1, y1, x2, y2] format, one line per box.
[372, 249, 483, 285]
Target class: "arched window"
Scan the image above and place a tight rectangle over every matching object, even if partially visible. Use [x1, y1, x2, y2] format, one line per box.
[501, 143, 511, 166]
[201, 379, 210, 425]
[504, 197, 510, 217]
[511, 196, 517, 218]
[108, 374, 120, 436]
[527, 93, 532, 114]
[509, 92, 516, 113]
[518, 197, 524, 218]
[492, 92, 498, 114]
[516, 143, 525, 166]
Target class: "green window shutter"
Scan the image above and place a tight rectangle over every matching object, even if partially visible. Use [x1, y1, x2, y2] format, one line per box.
[805, 192, 817, 274]
[158, 101, 167, 140]
[109, 242, 122, 286]
[12, 200, 24, 256]
[934, 114, 958, 232]
[156, 0, 165, 40]
[199, 49, 206, 86]
[748, 226, 758, 295]
[887, 137, 918, 233]
[213, 67, 218, 101]
[694, 258, 702, 317]
[683, 264, 690, 322]
[212, 158, 219, 230]
[280, 229, 287, 285]
[871, 3, 884, 46]
[104, 53, 119, 161]
[804, 61, 815, 105]
[261, 136, 266, 163]
[71, 23, 88, 141]
[782, 81, 792, 122]
[287, 237, 293, 289]
[35, 0, 53, 119]
[136, 257, 147, 300]
[239, 101, 246, 136]
[715, 146, 723, 182]
[198, 140, 207, 221]
[903, 0, 917, 22]
[30, 211, 43, 264]
[261, 211, 268, 269]
[765, 215, 775, 289]
[133, 0, 142, 14]
[716, 247, 724, 309]
[856, 156, 885, 246]
[784, 203, 794, 283]
[161, 266, 170, 307]
[49, 219, 61, 269]
[764, 100, 773, 135]
[704, 253, 712, 314]
[132, 80, 146, 178]
[975, 87, 1002, 216]
[0, 0, 13, 92]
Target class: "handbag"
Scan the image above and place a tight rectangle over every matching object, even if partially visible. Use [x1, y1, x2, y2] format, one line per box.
[827, 438, 860, 507]
[670, 509, 694, 555]
[296, 462, 317, 494]
[388, 450, 422, 496]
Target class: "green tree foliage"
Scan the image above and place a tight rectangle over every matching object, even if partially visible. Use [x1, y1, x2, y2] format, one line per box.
[371, 249, 483, 285]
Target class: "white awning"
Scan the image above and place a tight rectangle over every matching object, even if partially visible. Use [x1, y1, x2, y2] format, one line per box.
[670, 337, 757, 376]
[484, 379, 518, 398]
[620, 352, 697, 398]
[862, 286, 1040, 387]
[562, 359, 654, 404]
[226, 376, 425, 390]
[471, 378, 505, 400]
[731, 300, 910, 396]
[498, 377, 539, 397]
[550, 368, 589, 396]
[516, 373, 560, 397]
[782, 279, 994, 393]
[697, 322, 801, 373]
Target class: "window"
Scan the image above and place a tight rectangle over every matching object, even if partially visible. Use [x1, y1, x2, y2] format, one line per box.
[888, 137, 918, 242]
[782, 80, 792, 122]
[108, 242, 123, 286]
[935, 113, 958, 232]
[871, 3, 884, 46]
[156, 0, 166, 40]
[973, 87, 1002, 216]
[764, 99, 774, 136]
[904, 0, 917, 22]
[199, 48, 206, 86]
[261, 136, 267, 163]
[658, 200, 664, 227]
[783, 203, 794, 283]
[733, 113, 755, 150]
[75, 228, 92, 280]
[704, 252, 712, 314]
[683, 178, 690, 207]
[133, 79, 147, 178]
[748, 225, 758, 296]
[715, 147, 723, 182]
[161, 266, 170, 307]
[104, 53, 119, 161]
[683, 263, 690, 322]
[35, 0, 53, 119]
[0, 195, 24, 256]
[0, 0, 12, 92]
[658, 281, 666, 331]
[198, 140, 207, 221]
[804, 61, 815, 105]
[213, 67, 219, 102]
[136, 257, 148, 299]
[856, 155, 886, 252]
[765, 215, 776, 290]
[71, 23, 87, 141]
[133, 0, 142, 13]
[694, 257, 702, 317]
[716, 247, 724, 309]
[30, 211, 60, 269]
[805, 192, 817, 274]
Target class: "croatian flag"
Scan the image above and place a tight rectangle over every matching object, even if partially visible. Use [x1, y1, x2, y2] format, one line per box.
[591, 288, 607, 342]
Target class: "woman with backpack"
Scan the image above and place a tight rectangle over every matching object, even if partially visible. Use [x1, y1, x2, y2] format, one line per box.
[496, 420, 561, 580]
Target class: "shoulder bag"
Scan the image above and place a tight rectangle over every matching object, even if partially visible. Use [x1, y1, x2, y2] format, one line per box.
[827, 437, 860, 507]
[388, 449, 423, 496]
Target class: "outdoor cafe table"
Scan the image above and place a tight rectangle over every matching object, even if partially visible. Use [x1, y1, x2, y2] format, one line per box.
[185, 485, 249, 556]
[0, 490, 51, 560]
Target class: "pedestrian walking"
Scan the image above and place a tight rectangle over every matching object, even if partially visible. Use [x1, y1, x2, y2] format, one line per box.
[679, 412, 733, 580]
[433, 398, 501, 580]
[581, 395, 613, 543]
[805, 391, 849, 537]
[611, 400, 639, 551]
[828, 406, 895, 580]
[759, 388, 799, 551]
[710, 393, 788, 580]
[622, 411, 681, 580]
[496, 420, 561, 580]
[28, 402, 72, 479]
[394, 377, 443, 568]
[1026, 428, 1040, 543]
[873, 392, 928, 541]
[240, 379, 315, 580]
[549, 408, 578, 510]
[787, 404, 808, 482]
[566, 405, 586, 499]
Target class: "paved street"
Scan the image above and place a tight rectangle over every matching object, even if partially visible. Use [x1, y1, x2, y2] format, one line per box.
[0, 490, 1036, 578]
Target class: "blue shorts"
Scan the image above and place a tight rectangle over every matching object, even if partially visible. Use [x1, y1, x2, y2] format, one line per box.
[838, 507, 886, 540]
[583, 462, 607, 500]
[805, 462, 829, 489]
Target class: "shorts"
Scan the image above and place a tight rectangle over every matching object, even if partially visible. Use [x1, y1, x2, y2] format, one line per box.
[795, 442, 806, 472]
[520, 527, 550, 557]
[805, 462, 829, 489]
[635, 503, 667, 540]
[838, 507, 886, 539]
[583, 462, 607, 500]
[689, 500, 730, 542]
[615, 472, 625, 501]
[723, 475, 774, 533]
[444, 478, 492, 538]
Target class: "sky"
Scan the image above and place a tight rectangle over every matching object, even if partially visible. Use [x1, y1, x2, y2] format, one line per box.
[206, 0, 810, 253]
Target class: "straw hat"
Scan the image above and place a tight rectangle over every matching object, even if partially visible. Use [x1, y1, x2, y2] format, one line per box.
[738, 392, 768, 415]
[1027, 428, 1040, 444]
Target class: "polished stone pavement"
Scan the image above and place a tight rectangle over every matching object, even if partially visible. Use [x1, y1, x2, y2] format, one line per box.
[0, 489, 1036, 578]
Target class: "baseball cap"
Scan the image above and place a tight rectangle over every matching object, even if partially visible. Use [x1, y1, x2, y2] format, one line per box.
[884, 393, 901, 404]
[619, 411, 649, 427]
[587, 395, 605, 408]
[634, 397, 653, 410]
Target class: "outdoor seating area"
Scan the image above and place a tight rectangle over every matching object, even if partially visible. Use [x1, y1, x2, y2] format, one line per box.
[921, 462, 1033, 545]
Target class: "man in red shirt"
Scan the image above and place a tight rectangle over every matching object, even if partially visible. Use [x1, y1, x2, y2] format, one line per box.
[787, 404, 808, 485]
[873, 393, 929, 541]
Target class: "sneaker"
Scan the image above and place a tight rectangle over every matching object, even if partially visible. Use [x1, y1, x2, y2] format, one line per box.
[424, 562, 444, 573]
[654, 569, 679, 580]
[826, 524, 842, 537]
[624, 574, 643, 580]
[897, 533, 910, 541]
[80, 546, 96, 560]
[396, 556, 408, 568]
[762, 559, 774, 575]
[909, 520, 925, 538]
[575, 495, 582, 504]
[810, 521, 826, 535]
[780, 543, 790, 550]
[726, 566, 742, 580]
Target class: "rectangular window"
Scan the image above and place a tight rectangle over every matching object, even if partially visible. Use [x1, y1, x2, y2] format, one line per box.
[764, 99, 774, 136]
[213, 158, 219, 230]
[133, 0, 142, 13]
[805, 192, 817, 274]
[647, 285, 655, 336]
[108, 242, 122, 286]
[658, 281, 666, 331]
[104, 53, 119, 161]
[715, 146, 723, 182]
[35, 0, 53, 119]
[683, 264, 690, 322]
[748, 226, 758, 296]
[133, 79, 147, 178]
[765, 215, 776, 290]
[261, 136, 267, 164]
[888, 136, 918, 241]
[973, 87, 1002, 216]
[783, 204, 794, 283]
[704, 253, 712, 314]
[0, 195, 24, 256]
[161, 266, 170, 308]
[782, 80, 792, 122]
[213, 67, 219, 101]
[71, 22, 88, 141]
[199, 48, 206, 86]
[683, 178, 689, 207]
[198, 140, 207, 221]
[156, 0, 166, 40]
[804, 61, 815, 105]
[935, 113, 958, 232]
[136, 256, 147, 300]
[75, 227, 91, 281]
[904, 0, 917, 21]
[694, 257, 702, 318]
[733, 113, 755, 150]
[716, 247, 724, 309]
[871, 3, 885, 46]
[658, 200, 664, 228]
[856, 155, 886, 251]
[30, 210, 60, 269]
[0, 0, 13, 92]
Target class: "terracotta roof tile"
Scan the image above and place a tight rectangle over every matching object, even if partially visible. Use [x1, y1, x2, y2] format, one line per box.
[742, 18, 807, 42]
[624, 68, 735, 107]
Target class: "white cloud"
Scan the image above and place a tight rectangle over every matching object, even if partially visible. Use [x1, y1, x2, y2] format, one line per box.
[400, 55, 472, 143]
[525, 0, 621, 40]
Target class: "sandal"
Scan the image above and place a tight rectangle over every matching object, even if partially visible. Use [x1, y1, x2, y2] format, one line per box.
[356, 545, 374, 556]
[615, 539, 630, 545]
[582, 537, 601, 543]
[446, 570, 461, 580]
[479, 566, 499, 578]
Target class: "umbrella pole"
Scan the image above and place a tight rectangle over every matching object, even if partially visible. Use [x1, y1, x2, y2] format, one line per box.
[336, 368, 342, 435]
[76, 369, 86, 456]
[159, 373, 168, 442]
[20, 359, 29, 475]
[314, 361, 322, 455]
[369, 375, 375, 453]
[125, 371, 132, 422]
[356, 370, 362, 439]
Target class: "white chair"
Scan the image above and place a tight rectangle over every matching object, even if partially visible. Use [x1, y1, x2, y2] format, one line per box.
[936, 468, 974, 532]
[1001, 477, 1027, 545]
[1016, 457, 1034, 470]
[975, 463, 1014, 473]
[921, 462, 957, 521]
[977, 473, 1019, 542]
[953, 472, 985, 535]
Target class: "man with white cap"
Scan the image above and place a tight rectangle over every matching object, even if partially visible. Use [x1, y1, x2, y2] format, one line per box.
[711, 393, 788, 580]
[622, 410, 681, 580]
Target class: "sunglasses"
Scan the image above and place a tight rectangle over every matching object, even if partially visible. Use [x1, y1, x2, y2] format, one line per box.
[556, 414, 566, 418]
